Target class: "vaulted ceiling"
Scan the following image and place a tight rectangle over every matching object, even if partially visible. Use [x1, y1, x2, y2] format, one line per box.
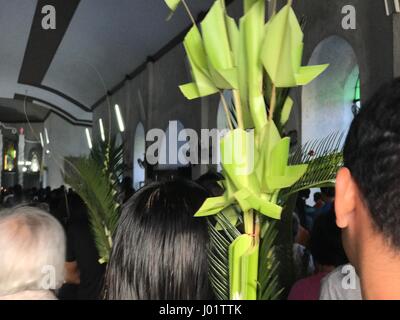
[0, 0, 215, 124]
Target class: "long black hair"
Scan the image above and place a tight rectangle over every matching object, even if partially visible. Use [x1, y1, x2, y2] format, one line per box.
[103, 179, 213, 300]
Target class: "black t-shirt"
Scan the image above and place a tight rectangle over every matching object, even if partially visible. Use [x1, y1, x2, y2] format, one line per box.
[66, 221, 106, 300]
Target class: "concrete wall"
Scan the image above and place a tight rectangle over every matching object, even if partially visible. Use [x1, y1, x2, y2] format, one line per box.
[93, 43, 209, 182]
[287, 0, 394, 143]
[93, 0, 396, 182]
[394, 13, 400, 77]
[43, 113, 90, 188]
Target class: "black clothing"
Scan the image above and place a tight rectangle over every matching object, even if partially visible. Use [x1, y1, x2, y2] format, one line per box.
[66, 222, 106, 300]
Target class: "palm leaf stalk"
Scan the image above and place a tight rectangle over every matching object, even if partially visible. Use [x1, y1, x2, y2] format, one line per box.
[165, 0, 334, 300]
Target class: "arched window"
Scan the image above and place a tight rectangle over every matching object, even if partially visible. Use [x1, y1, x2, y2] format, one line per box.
[302, 35, 359, 143]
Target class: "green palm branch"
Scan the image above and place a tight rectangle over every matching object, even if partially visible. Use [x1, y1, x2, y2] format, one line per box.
[208, 209, 284, 300]
[165, 0, 331, 300]
[64, 135, 124, 263]
[207, 212, 241, 300]
[281, 131, 345, 199]
[258, 218, 283, 300]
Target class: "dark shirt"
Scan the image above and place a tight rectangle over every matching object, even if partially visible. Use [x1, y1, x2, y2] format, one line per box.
[66, 221, 106, 300]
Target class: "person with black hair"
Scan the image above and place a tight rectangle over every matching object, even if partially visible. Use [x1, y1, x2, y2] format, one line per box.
[295, 189, 316, 231]
[295, 189, 310, 229]
[62, 192, 106, 300]
[336, 78, 400, 299]
[195, 171, 224, 197]
[288, 208, 348, 300]
[121, 176, 135, 203]
[103, 179, 213, 300]
[292, 212, 314, 281]
[317, 187, 335, 215]
[313, 192, 324, 209]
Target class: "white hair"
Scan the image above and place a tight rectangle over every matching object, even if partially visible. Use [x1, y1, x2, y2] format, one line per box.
[0, 206, 66, 296]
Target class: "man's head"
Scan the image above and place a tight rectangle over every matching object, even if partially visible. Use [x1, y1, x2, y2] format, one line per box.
[336, 78, 400, 268]
[310, 209, 348, 269]
[0, 206, 66, 296]
[321, 187, 335, 203]
[314, 192, 322, 203]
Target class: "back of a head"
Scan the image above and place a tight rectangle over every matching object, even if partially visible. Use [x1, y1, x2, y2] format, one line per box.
[310, 209, 348, 268]
[343, 78, 400, 249]
[195, 171, 224, 197]
[104, 179, 213, 300]
[321, 187, 335, 199]
[67, 192, 88, 224]
[122, 177, 133, 189]
[0, 206, 66, 296]
[314, 192, 322, 202]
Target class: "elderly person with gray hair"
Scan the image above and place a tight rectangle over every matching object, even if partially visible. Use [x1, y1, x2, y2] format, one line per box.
[0, 206, 66, 300]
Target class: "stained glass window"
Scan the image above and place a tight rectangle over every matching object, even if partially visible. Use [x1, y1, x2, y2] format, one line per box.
[4, 142, 17, 172]
[355, 77, 361, 102]
[352, 76, 361, 116]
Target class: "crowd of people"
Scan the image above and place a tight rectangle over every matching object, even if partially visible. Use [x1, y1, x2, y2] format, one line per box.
[1, 79, 400, 300]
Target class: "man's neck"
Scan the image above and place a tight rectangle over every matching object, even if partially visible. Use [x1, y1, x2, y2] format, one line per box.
[359, 238, 400, 299]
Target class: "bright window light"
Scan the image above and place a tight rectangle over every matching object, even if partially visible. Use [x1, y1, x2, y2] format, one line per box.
[44, 128, 50, 144]
[39, 132, 44, 148]
[99, 118, 105, 142]
[114, 104, 125, 132]
[85, 128, 93, 149]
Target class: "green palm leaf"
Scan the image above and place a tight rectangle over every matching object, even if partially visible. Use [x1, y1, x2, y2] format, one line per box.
[258, 218, 283, 300]
[207, 211, 241, 300]
[64, 135, 124, 263]
[281, 132, 345, 199]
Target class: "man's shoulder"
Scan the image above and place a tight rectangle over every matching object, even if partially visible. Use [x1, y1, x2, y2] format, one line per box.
[320, 264, 362, 300]
[321, 265, 348, 283]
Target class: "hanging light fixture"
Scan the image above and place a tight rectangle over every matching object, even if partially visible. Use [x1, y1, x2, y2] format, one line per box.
[85, 128, 93, 149]
[99, 118, 105, 142]
[114, 104, 125, 132]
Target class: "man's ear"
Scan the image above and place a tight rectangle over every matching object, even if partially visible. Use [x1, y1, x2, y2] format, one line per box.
[335, 167, 357, 229]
